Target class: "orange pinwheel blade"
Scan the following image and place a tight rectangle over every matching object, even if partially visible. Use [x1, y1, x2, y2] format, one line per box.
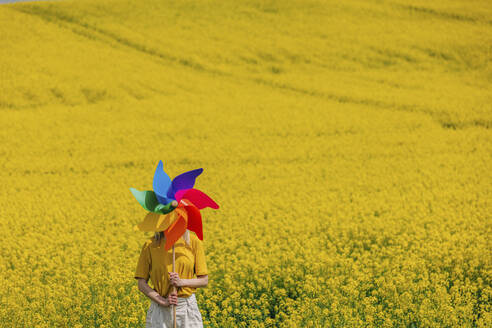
[164, 208, 188, 250]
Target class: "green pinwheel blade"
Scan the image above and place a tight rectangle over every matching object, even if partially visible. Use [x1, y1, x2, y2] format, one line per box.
[130, 188, 176, 214]
[155, 202, 176, 214]
[130, 188, 159, 212]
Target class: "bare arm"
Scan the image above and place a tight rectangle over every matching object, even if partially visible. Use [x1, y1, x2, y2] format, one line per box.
[170, 273, 208, 288]
[136, 278, 177, 306]
[182, 274, 208, 288]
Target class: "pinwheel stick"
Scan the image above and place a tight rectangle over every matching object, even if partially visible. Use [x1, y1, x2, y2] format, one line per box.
[172, 245, 177, 328]
[171, 199, 178, 328]
[170, 202, 178, 328]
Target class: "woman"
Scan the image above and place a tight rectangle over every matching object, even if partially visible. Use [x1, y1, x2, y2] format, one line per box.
[135, 228, 208, 328]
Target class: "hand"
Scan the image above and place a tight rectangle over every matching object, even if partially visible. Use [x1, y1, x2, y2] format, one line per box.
[156, 291, 177, 307]
[169, 272, 183, 287]
[166, 290, 178, 307]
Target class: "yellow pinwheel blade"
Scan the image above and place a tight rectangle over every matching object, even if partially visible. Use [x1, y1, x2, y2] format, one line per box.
[135, 211, 179, 232]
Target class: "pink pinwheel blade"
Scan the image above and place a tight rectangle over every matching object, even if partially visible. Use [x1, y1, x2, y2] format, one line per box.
[175, 188, 219, 209]
[174, 188, 191, 202]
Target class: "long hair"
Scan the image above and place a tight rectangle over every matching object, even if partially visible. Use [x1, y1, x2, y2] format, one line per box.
[154, 229, 190, 247]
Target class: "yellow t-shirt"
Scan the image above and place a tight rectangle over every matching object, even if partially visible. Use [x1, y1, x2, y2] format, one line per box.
[134, 232, 208, 298]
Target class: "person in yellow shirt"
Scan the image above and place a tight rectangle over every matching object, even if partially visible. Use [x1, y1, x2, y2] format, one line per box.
[135, 229, 209, 328]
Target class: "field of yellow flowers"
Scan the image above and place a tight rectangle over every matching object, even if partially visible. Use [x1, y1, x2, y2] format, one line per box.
[0, 0, 491, 327]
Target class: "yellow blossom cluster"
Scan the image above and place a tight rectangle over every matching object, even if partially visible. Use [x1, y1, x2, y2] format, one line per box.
[0, 0, 490, 327]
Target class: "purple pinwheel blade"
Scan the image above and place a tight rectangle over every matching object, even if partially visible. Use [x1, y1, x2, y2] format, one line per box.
[167, 168, 203, 199]
[153, 160, 172, 204]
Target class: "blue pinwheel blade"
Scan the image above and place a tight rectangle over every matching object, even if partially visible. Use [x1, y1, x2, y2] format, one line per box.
[155, 192, 174, 205]
[167, 168, 203, 199]
[153, 160, 172, 204]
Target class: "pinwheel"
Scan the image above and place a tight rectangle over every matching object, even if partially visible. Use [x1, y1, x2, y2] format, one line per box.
[131, 160, 219, 250]
[131, 160, 219, 328]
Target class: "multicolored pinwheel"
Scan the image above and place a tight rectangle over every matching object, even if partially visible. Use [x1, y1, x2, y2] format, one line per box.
[131, 160, 219, 250]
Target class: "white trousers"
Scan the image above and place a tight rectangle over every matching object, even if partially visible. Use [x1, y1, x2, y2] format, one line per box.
[146, 293, 204, 328]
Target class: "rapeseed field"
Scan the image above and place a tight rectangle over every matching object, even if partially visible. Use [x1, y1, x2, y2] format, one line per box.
[0, 0, 490, 327]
